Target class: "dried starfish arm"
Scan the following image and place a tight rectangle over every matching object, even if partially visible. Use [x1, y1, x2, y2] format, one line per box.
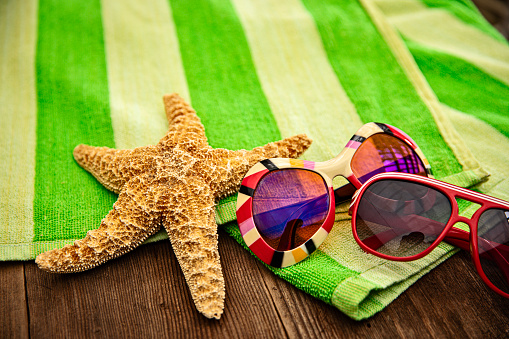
[73, 144, 159, 194]
[161, 93, 208, 147]
[209, 134, 313, 199]
[36, 93, 313, 320]
[265, 134, 312, 159]
[162, 177, 224, 320]
[35, 174, 164, 273]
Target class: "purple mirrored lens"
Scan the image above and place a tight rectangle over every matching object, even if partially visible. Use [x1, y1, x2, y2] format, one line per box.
[477, 209, 509, 294]
[355, 179, 452, 257]
[252, 169, 329, 252]
[351, 134, 427, 184]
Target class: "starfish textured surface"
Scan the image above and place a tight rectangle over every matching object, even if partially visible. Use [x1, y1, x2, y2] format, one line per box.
[35, 93, 312, 319]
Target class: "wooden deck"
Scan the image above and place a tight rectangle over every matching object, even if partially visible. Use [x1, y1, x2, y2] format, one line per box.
[2, 228, 508, 338]
[2, 2, 508, 338]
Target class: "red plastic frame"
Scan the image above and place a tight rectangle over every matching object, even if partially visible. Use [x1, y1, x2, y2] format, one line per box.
[350, 172, 509, 298]
[236, 122, 432, 268]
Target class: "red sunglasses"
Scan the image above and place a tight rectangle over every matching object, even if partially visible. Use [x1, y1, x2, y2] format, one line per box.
[349, 172, 509, 298]
[236, 122, 432, 268]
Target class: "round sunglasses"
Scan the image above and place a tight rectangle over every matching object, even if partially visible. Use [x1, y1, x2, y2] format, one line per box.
[349, 172, 509, 299]
[236, 122, 432, 268]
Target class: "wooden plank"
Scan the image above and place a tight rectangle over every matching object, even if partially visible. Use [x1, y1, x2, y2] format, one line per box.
[217, 228, 290, 338]
[380, 251, 509, 338]
[0, 262, 29, 339]
[24, 228, 289, 338]
[22, 230, 509, 338]
[249, 250, 509, 338]
[253, 262, 352, 338]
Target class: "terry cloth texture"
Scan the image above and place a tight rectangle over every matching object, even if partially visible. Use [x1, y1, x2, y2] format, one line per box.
[1, 0, 508, 320]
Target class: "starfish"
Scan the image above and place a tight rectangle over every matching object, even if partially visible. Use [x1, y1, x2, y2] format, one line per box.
[35, 93, 312, 319]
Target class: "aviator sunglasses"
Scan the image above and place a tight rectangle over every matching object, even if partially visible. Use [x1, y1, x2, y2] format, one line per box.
[236, 122, 432, 268]
[350, 172, 509, 298]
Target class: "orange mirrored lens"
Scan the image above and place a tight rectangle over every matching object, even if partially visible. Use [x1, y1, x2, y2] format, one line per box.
[351, 133, 426, 183]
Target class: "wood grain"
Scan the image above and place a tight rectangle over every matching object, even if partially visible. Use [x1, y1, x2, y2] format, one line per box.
[377, 251, 509, 338]
[0, 262, 29, 339]
[473, 0, 509, 39]
[23, 230, 293, 338]
[1, 229, 507, 338]
[251, 248, 509, 338]
[3, 0, 509, 336]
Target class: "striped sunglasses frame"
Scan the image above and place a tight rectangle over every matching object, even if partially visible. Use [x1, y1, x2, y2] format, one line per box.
[236, 122, 432, 268]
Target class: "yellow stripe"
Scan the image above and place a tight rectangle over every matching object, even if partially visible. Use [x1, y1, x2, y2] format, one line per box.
[442, 103, 509, 202]
[374, 0, 509, 86]
[0, 0, 38, 256]
[101, 0, 190, 149]
[292, 247, 308, 263]
[360, 0, 484, 174]
[290, 159, 304, 168]
[231, 0, 363, 161]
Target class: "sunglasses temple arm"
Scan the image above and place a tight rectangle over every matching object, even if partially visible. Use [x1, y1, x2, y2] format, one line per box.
[432, 228, 509, 285]
[358, 203, 509, 286]
[442, 228, 470, 251]
[451, 228, 509, 286]
[444, 228, 509, 258]
[362, 217, 509, 257]
[275, 193, 329, 251]
[363, 226, 509, 282]
[334, 183, 357, 205]
[358, 209, 451, 250]
[277, 219, 302, 251]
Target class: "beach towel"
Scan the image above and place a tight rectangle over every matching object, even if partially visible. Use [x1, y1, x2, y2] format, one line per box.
[1, 0, 508, 320]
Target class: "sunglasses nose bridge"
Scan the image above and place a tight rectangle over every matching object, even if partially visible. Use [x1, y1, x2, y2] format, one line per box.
[316, 152, 350, 179]
[456, 215, 475, 226]
[454, 214, 475, 230]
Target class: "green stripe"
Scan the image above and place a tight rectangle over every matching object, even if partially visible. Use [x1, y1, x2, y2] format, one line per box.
[168, 0, 281, 150]
[420, 0, 508, 44]
[231, 0, 363, 162]
[332, 243, 458, 320]
[33, 0, 116, 242]
[375, 0, 509, 87]
[301, 0, 463, 179]
[407, 39, 509, 139]
[223, 221, 357, 303]
[271, 249, 358, 303]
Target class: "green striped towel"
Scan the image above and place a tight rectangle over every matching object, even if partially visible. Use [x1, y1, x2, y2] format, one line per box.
[1, 0, 508, 320]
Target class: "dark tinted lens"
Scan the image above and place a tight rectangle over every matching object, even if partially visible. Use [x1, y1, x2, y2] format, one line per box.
[351, 133, 427, 184]
[355, 179, 452, 257]
[477, 209, 509, 294]
[252, 169, 329, 251]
